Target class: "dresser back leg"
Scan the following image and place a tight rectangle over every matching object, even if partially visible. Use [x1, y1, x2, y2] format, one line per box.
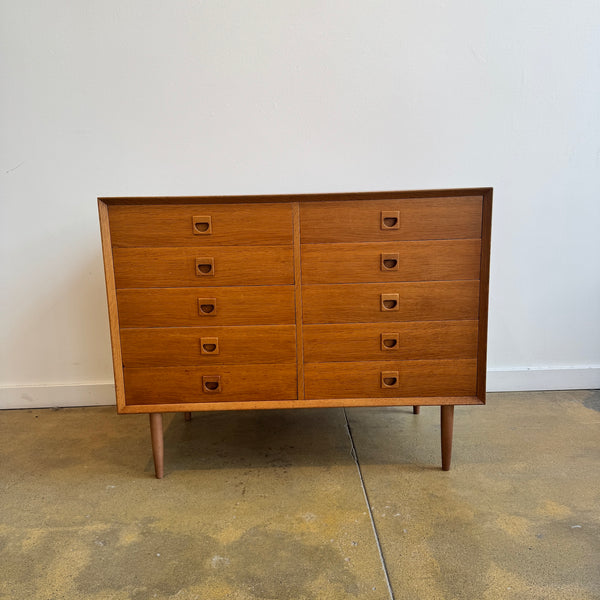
[149, 413, 164, 479]
[440, 405, 454, 471]
[413, 405, 420, 414]
[184, 412, 192, 422]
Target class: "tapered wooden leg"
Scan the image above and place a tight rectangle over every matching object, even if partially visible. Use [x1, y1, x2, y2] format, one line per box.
[184, 412, 192, 422]
[149, 413, 164, 479]
[413, 405, 420, 414]
[440, 405, 454, 471]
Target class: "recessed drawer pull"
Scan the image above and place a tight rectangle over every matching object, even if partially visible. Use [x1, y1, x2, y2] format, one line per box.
[381, 371, 399, 388]
[381, 333, 399, 350]
[200, 337, 219, 355]
[381, 211, 399, 230]
[192, 215, 212, 235]
[381, 252, 399, 271]
[195, 257, 215, 276]
[198, 298, 217, 316]
[202, 375, 221, 393]
[381, 293, 399, 311]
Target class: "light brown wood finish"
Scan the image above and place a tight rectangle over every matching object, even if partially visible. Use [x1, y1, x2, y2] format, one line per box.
[305, 359, 477, 399]
[99, 189, 492, 474]
[124, 364, 298, 405]
[441, 405, 454, 471]
[301, 240, 482, 284]
[119, 395, 482, 414]
[108, 203, 293, 247]
[117, 285, 295, 327]
[120, 325, 297, 367]
[98, 200, 126, 412]
[300, 197, 483, 243]
[477, 189, 493, 403]
[302, 281, 480, 324]
[149, 413, 164, 479]
[303, 321, 478, 362]
[113, 245, 294, 288]
[292, 203, 306, 401]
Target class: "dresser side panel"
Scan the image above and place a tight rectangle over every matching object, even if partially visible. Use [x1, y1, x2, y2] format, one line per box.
[477, 190, 493, 403]
[98, 200, 125, 412]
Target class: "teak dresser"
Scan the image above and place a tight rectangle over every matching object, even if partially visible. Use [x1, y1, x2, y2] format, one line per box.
[98, 188, 492, 478]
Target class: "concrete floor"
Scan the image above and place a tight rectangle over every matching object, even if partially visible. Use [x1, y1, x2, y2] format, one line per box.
[0, 391, 599, 600]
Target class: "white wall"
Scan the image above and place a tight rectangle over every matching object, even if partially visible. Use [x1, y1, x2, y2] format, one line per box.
[1, 1, 599, 408]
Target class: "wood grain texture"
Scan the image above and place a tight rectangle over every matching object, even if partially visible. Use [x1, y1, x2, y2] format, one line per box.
[304, 359, 477, 400]
[98, 200, 126, 412]
[300, 197, 483, 243]
[118, 395, 483, 414]
[149, 413, 164, 478]
[302, 281, 480, 324]
[113, 245, 294, 288]
[477, 189, 493, 403]
[120, 325, 296, 367]
[100, 188, 492, 206]
[108, 203, 293, 247]
[123, 364, 298, 405]
[441, 405, 454, 471]
[301, 240, 482, 284]
[303, 321, 478, 362]
[117, 285, 295, 327]
[292, 203, 305, 400]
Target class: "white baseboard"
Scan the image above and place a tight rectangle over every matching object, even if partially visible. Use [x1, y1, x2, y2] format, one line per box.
[487, 366, 600, 392]
[0, 383, 115, 410]
[0, 368, 598, 410]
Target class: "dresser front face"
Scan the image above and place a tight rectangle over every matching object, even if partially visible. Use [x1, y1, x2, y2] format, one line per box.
[99, 190, 491, 414]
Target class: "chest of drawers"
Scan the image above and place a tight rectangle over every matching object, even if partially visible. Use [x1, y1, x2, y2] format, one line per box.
[99, 188, 492, 478]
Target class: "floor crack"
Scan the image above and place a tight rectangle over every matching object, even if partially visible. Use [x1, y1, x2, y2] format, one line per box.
[343, 408, 395, 600]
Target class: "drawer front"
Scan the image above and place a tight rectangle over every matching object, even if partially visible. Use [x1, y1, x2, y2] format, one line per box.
[301, 240, 481, 284]
[300, 197, 482, 243]
[113, 245, 294, 288]
[108, 203, 293, 247]
[117, 285, 295, 327]
[303, 321, 478, 362]
[121, 325, 296, 367]
[124, 364, 298, 405]
[304, 360, 477, 399]
[302, 282, 479, 324]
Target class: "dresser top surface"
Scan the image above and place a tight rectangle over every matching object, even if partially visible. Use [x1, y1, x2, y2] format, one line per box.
[99, 187, 492, 206]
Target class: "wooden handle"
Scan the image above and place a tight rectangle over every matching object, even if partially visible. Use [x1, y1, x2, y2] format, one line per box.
[381, 252, 399, 271]
[381, 371, 399, 388]
[202, 375, 221, 393]
[381, 293, 399, 311]
[381, 210, 399, 230]
[381, 332, 399, 350]
[201, 336, 219, 354]
[198, 298, 217, 316]
[195, 257, 215, 276]
[192, 215, 212, 235]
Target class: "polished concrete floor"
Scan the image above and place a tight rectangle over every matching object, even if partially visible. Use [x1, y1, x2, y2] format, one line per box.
[1, 390, 599, 600]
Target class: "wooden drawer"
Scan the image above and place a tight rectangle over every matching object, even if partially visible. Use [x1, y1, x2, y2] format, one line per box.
[300, 197, 482, 243]
[124, 364, 298, 405]
[113, 245, 294, 288]
[302, 281, 479, 324]
[304, 360, 477, 399]
[303, 321, 478, 362]
[121, 325, 296, 367]
[301, 240, 481, 284]
[117, 285, 295, 327]
[108, 203, 293, 247]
